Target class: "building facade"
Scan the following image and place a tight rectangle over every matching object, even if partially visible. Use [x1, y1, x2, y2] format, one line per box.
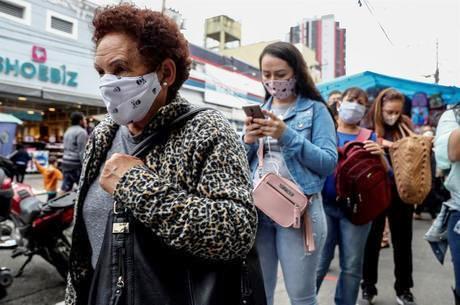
[221, 40, 321, 83]
[0, 0, 263, 155]
[289, 15, 346, 81]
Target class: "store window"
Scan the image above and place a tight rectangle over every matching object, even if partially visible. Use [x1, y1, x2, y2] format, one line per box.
[46, 10, 78, 40]
[0, 0, 31, 25]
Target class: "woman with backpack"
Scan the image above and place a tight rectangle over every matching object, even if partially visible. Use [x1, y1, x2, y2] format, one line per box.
[243, 41, 337, 305]
[316, 87, 387, 305]
[360, 88, 418, 305]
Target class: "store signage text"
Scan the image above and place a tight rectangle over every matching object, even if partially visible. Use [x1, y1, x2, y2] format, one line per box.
[0, 56, 78, 87]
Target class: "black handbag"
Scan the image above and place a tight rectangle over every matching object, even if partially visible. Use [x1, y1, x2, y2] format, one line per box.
[88, 108, 266, 305]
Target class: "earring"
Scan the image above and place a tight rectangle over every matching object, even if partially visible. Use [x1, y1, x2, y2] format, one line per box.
[162, 82, 168, 87]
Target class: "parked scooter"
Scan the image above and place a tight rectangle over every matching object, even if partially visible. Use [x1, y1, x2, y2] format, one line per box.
[0, 167, 14, 299]
[0, 158, 75, 281]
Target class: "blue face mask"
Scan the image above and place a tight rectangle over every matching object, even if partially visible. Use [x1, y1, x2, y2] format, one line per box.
[338, 101, 366, 124]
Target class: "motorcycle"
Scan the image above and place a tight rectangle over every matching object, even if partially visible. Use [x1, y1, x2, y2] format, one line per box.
[0, 157, 75, 281]
[0, 167, 14, 299]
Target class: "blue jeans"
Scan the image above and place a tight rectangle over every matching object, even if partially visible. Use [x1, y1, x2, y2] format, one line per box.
[256, 195, 327, 305]
[448, 209, 460, 294]
[316, 203, 371, 305]
[61, 168, 81, 192]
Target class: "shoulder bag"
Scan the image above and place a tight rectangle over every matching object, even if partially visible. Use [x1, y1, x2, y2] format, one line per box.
[88, 107, 267, 305]
[252, 137, 315, 252]
[389, 123, 432, 205]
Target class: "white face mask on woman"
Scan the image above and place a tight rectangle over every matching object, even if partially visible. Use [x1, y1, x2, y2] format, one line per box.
[338, 101, 366, 124]
[382, 113, 400, 126]
[99, 72, 162, 125]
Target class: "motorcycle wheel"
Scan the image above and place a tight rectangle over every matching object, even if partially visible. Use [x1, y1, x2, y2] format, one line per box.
[39, 235, 70, 280]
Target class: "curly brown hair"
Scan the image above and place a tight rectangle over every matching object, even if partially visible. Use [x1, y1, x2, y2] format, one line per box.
[92, 4, 191, 100]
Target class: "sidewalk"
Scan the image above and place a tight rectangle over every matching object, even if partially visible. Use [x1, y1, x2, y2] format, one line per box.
[7, 175, 455, 305]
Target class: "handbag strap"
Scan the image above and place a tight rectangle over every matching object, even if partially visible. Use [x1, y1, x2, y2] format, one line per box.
[132, 107, 213, 158]
[257, 138, 265, 168]
[397, 123, 415, 138]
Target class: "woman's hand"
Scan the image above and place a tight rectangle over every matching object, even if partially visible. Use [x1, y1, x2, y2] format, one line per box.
[363, 140, 384, 156]
[253, 110, 287, 140]
[381, 139, 393, 149]
[243, 116, 264, 144]
[99, 153, 144, 194]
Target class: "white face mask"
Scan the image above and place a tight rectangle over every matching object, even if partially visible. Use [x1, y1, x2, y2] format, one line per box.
[382, 113, 400, 126]
[338, 101, 366, 124]
[99, 72, 162, 125]
[422, 131, 434, 137]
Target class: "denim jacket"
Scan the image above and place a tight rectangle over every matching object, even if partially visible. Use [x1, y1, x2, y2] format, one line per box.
[244, 96, 338, 195]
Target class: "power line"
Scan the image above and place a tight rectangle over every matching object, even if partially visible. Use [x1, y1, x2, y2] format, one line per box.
[361, 0, 394, 45]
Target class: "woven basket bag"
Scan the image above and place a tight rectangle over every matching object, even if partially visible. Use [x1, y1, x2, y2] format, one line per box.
[389, 123, 432, 205]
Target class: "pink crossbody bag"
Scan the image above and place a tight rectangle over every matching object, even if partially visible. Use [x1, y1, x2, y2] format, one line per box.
[252, 138, 315, 252]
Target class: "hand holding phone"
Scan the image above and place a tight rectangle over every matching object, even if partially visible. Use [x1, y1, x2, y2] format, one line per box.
[242, 105, 265, 119]
[242, 105, 265, 144]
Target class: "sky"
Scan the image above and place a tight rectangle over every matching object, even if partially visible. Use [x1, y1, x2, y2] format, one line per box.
[98, 0, 460, 86]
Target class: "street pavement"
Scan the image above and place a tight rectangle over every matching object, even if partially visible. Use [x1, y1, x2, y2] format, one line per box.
[0, 174, 454, 305]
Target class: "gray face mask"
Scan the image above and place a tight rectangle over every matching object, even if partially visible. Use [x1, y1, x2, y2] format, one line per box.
[338, 101, 366, 124]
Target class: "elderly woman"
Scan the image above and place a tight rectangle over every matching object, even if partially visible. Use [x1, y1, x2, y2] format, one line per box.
[65, 4, 258, 305]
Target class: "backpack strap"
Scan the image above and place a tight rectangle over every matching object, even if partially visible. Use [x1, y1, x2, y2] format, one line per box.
[356, 128, 373, 142]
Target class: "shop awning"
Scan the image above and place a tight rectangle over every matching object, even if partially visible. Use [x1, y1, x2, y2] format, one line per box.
[42, 88, 103, 107]
[8, 111, 42, 122]
[0, 80, 41, 97]
[318, 71, 460, 104]
[0, 113, 23, 125]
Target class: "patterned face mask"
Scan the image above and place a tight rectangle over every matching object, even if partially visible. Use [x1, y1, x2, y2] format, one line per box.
[263, 78, 296, 100]
[99, 72, 162, 125]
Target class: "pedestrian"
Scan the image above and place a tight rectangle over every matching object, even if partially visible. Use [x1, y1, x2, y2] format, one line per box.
[65, 4, 259, 305]
[327, 90, 342, 119]
[33, 156, 63, 201]
[243, 41, 338, 305]
[414, 126, 446, 220]
[361, 88, 418, 305]
[60, 112, 88, 192]
[316, 87, 386, 305]
[9, 144, 30, 183]
[433, 103, 460, 304]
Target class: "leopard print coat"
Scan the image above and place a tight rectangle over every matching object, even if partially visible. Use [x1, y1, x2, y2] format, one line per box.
[64, 95, 257, 305]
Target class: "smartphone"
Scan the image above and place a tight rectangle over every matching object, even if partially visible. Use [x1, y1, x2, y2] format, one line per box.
[242, 105, 265, 119]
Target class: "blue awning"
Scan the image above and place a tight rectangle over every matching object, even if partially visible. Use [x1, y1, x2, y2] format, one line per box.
[317, 71, 460, 104]
[0, 113, 23, 125]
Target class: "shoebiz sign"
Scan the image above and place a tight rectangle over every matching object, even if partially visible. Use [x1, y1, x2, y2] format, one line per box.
[0, 45, 78, 87]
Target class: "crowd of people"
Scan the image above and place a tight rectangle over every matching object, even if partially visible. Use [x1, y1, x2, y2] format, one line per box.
[5, 4, 458, 305]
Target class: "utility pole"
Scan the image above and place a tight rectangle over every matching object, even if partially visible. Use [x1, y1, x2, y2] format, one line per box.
[434, 39, 439, 84]
[161, 0, 166, 13]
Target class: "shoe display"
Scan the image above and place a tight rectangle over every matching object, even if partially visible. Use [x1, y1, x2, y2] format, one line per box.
[396, 290, 417, 305]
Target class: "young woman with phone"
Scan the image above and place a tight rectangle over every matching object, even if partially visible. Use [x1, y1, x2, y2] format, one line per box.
[243, 41, 337, 305]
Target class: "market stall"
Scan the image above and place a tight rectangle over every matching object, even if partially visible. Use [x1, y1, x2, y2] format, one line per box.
[317, 71, 460, 128]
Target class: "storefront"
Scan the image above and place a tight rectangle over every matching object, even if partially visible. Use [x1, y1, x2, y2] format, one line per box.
[0, 42, 103, 153]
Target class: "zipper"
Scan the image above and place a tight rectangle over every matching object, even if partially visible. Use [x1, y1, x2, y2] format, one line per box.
[112, 247, 125, 305]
